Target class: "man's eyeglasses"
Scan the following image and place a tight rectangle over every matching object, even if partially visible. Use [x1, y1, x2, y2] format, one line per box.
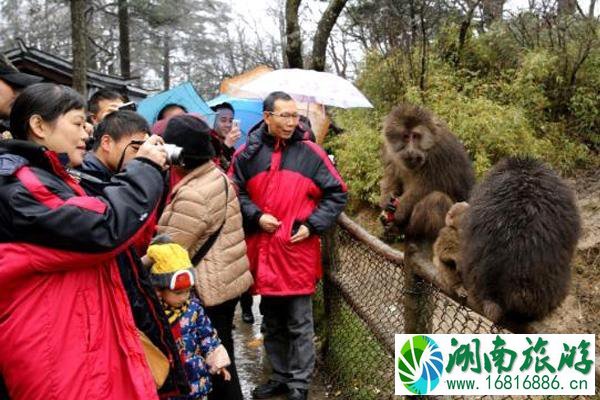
[267, 112, 300, 120]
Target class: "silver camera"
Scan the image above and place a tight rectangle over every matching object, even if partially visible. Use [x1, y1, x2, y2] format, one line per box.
[163, 143, 183, 165]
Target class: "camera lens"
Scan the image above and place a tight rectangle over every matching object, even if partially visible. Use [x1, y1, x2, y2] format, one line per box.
[163, 143, 183, 165]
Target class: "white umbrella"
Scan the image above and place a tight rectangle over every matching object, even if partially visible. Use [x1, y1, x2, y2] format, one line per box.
[236, 68, 373, 109]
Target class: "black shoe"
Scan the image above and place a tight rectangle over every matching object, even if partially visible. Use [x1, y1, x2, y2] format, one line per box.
[242, 310, 255, 324]
[287, 388, 308, 400]
[252, 380, 289, 399]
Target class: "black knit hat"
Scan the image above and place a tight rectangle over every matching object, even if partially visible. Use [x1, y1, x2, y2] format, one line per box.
[163, 114, 215, 168]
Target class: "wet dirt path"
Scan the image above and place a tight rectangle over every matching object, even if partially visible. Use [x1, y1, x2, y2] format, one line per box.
[233, 295, 329, 399]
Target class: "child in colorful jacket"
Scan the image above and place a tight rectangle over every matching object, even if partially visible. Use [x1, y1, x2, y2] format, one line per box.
[147, 241, 231, 400]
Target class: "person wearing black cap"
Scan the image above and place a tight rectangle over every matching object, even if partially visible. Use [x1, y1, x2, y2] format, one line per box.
[157, 114, 253, 400]
[0, 66, 43, 133]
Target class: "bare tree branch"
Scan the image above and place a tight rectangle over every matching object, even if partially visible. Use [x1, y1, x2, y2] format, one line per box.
[311, 0, 348, 71]
[285, 0, 303, 68]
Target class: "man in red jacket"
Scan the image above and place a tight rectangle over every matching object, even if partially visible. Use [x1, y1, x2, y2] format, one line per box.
[230, 91, 347, 400]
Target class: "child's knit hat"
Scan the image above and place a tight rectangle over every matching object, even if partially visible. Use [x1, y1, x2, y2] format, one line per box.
[147, 241, 195, 290]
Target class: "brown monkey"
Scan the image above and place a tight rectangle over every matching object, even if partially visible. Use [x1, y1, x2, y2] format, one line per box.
[461, 157, 581, 323]
[380, 104, 475, 241]
[432, 202, 470, 296]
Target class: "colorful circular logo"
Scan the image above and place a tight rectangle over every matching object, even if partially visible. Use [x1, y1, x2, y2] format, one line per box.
[397, 335, 444, 394]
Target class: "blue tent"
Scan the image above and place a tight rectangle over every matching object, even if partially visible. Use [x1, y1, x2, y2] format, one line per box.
[137, 82, 215, 126]
[207, 94, 263, 148]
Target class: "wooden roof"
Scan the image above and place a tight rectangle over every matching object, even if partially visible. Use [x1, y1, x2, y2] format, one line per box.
[4, 40, 148, 100]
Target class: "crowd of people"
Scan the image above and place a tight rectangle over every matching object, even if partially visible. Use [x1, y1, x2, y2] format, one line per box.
[0, 67, 347, 400]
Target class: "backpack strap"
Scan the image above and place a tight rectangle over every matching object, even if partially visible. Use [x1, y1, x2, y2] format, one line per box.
[190, 174, 229, 266]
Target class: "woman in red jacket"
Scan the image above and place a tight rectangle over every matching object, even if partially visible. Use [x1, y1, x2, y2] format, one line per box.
[0, 83, 169, 400]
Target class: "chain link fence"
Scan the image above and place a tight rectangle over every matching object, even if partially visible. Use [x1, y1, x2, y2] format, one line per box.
[314, 214, 599, 399]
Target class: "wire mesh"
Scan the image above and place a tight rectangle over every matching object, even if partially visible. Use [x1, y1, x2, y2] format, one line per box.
[315, 223, 599, 400]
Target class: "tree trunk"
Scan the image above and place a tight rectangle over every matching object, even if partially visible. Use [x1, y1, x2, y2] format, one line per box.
[118, 0, 131, 79]
[311, 0, 348, 72]
[419, 1, 428, 94]
[455, 0, 482, 68]
[408, 0, 418, 82]
[277, 7, 288, 67]
[557, 0, 577, 14]
[163, 33, 170, 90]
[482, 0, 504, 27]
[70, 0, 87, 96]
[285, 0, 303, 68]
[87, 36, 98, 70]
[85, 6, 96, 70]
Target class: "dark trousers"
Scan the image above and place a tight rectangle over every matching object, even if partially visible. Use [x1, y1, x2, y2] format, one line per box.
[240, 290, 253, 314]
[260, 295, 315, 390]
[205, 297, 244, 400]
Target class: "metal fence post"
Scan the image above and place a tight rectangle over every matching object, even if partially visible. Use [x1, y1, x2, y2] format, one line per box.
[402, 244, 433, 335]
[320, 225, 337, 357]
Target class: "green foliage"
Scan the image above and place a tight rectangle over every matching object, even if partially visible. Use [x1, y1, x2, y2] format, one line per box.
[326, 109, 383, 211]
[541, 123, 592, 175]
[354, 51, 409, 112]
[462, 22, 521, 75]
[568, 50, 600, 149]
[406, 80, 555, 176]
[313, 286, 391, 400]
[499, 50, 557, 119]
[330, 31, 596, 208]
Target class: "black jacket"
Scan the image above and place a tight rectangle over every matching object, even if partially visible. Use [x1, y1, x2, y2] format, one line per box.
[229, 123, 347, 295]
[77, 151, 189, 396]
[231, 122, 347, 234]
[0, 140, 162, 250]
[0, 140, 189, 397]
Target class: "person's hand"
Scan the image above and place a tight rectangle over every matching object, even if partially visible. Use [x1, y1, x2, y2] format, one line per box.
[216, 367, 231, 381]
[224, 124, 241, 148]
[259, 214, 281, 233]
[140, 254, 152, 269]
[290, 224, 310, 243]
[136, 135, 167, 169]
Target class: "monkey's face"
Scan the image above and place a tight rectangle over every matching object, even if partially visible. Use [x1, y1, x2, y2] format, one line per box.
[445, 201, 470, 228]
[385, 123, 435, 170]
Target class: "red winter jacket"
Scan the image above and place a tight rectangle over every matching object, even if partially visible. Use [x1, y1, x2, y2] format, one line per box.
[229, 123, 347, 296]
[0, 140, 164, 400]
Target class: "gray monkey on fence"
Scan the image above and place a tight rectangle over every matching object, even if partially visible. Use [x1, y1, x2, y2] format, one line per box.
[379, 104, 475, 241]
[434, 157, 581, 323]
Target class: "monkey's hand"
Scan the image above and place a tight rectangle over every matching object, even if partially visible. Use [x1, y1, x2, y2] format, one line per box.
[379, 196, 400, 228]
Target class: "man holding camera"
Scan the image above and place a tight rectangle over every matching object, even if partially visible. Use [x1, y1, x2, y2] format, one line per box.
[76, 109, 190, 396]
[80, 110, 151, 181]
